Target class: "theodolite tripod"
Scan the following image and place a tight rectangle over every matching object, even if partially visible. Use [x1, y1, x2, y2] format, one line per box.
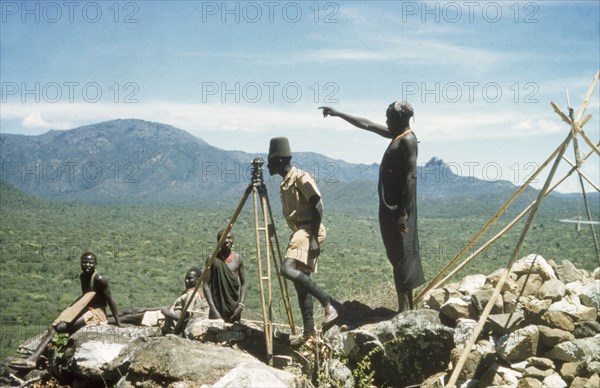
[174, 158, 296, 365]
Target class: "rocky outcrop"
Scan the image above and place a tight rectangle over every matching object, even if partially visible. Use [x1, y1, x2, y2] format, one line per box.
[422, 255, 599, 387]
[2, 255, 598, 387]
[326, 307, 454, 386]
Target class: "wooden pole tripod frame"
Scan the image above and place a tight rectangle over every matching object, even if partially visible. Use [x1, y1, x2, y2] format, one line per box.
[173, 158, 296, 366]
[445, 71, 599, 387]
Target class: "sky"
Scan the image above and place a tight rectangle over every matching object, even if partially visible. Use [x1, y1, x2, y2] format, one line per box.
[1, 0, 599, 194]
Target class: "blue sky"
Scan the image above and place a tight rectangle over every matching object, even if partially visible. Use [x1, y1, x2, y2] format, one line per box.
[1, 0, 599, 193]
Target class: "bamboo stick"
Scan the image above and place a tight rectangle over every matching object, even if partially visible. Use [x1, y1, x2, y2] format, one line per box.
[446, 120, 575, 388]
[423, 146, 596, 299]
[416, 133, 572, 304]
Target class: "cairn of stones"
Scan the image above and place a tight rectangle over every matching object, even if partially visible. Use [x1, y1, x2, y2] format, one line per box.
[423, 254, 600, 388]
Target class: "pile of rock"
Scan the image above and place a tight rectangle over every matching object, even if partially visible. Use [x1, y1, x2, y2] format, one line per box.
[2, 254, 597, 387]
[422, 254, 600, 387]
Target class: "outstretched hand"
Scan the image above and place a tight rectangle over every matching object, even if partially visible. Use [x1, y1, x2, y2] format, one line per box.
[318, 106, 338, 118]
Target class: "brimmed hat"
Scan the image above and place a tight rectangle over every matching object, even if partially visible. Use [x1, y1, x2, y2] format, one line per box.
[268, 137, 292, 158]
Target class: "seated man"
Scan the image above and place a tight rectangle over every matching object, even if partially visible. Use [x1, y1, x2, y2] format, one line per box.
[107, 267, 208, 333]
[11, 251, 121, 369]
[203, 229, 248, 323]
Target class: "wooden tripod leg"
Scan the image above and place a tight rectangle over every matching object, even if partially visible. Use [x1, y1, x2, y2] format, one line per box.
[254, 186, 273, 365]
[173, 185, 253, 335]
[571, 131, 600, 265]
[261, 189, 296, 335]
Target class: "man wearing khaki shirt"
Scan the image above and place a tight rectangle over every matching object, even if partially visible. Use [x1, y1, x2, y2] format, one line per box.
[267, 137, 340, 346]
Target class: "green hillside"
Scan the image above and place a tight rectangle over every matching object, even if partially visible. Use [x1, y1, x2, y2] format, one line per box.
[0, 182, 598, 358]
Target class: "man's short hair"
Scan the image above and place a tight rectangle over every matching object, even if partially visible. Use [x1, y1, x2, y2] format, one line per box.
[217, 229, 234, 241]
[389, 100, 414, 119]
[80, 251, 97, 262]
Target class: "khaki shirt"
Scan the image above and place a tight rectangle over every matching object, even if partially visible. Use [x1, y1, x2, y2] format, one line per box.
[280, 166, 322, 231]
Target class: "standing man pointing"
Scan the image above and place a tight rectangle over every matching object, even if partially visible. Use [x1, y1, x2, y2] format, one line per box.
[319, 101, 425, 312]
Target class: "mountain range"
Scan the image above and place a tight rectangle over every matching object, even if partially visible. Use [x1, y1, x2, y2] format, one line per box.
[0, 119, 591, 213]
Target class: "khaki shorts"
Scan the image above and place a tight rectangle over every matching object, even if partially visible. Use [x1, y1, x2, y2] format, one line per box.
[286, 224, 326, 273]
[82, 307, 108, 326]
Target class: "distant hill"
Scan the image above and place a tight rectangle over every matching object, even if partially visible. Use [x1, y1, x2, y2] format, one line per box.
[0, 119, 594, 213]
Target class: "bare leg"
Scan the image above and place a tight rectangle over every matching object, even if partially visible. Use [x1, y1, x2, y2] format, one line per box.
[397, 289, 414, 313]
[10, 327, 55, 368]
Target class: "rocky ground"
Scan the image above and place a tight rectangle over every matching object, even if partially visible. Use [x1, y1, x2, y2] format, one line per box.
[1, 254, 598, 387]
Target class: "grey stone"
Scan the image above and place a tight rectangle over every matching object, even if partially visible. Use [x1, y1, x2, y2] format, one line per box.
[548, 298, 598, 322]
[570, 376, 597, 388]
[579, 280, 600, 310]
[67, 325, 162, 379]
[212, 361, 299, 387]
[454, 318, 478, 349]
[537, 325, 575, 349]
[485, 312, 524, 336]
[542, 373, 567, 388]
[487, 268, 519, 294]
[440, 297, 472, 322]
[479, 363, 522, 387]
[554, 260, 586, 283]
[545, 336, 600, 362]
[517, 377, 543, 388]
[537, 278, 565, 302]
[471, 287, 504, 316]
[516, 273, 544, 297]
[522, 298, 552, 324]
[513, 254, 557, 280]
[458, 274, 487, 295]
[503, 291, 519, 313]
[450, 348, 483, 380]
[497, 324, 539, 363]
[523, 365, 553, 379]
[109, 336, 261, 386]
[586, 360, 600, 375]
[444, 283, 464, 301]
[540, 310, 575, 332]
[329, 309, 454, 387]
[327, 359, 354, 388]
[424, 288, 447, 310]
[574, 320, 600, 338]
[560, 362, 581, 382]
[526, 356, 554, 370]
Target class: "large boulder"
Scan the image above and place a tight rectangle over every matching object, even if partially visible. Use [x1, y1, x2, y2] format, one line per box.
[328, 309, 454, 387]
[65, 325, 162, 380]
[109, 335, 296, 387]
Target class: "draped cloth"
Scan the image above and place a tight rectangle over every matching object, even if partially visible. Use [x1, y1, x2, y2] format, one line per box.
[208, 255, 241, 321]
[378, 135, 425, 292]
